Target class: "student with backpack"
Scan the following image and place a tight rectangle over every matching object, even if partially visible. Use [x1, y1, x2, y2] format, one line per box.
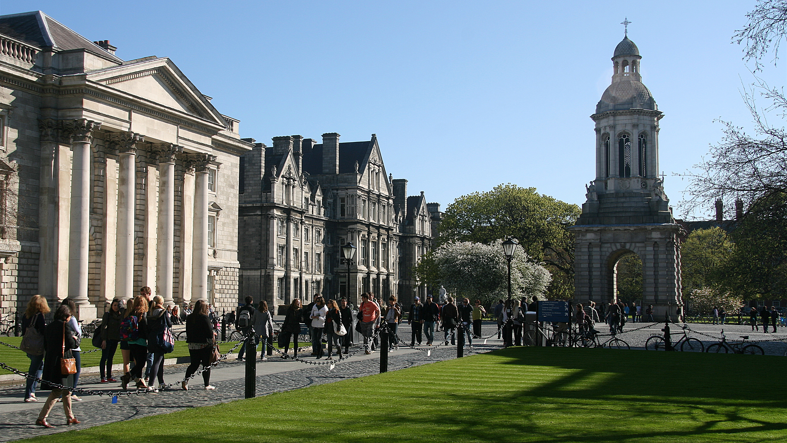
[235, 296, 256, 361]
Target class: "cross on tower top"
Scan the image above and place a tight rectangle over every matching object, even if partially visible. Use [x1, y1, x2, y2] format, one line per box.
[621, 17, 632, 37]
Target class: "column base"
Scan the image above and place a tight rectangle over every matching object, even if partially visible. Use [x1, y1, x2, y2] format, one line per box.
[74, 303, 97, 322]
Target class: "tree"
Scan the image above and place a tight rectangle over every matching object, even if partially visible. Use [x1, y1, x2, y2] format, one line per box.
[423, 240, 551, 306]
[685, 288, 744, 317]
[680, 227, 734, 298]
[438, 184, 580, 299]
[615, 254, 643, 303]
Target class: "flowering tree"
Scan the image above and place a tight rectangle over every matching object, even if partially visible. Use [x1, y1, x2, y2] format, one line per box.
[429, 239, 551, 305]
[685, 288, 743, 317]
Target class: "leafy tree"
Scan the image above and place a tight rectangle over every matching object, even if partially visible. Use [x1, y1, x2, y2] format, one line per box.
[615, 254, 643, 303]
[680, 227, 734, 298]
[438, 184, 580, 299]
[425, 240, 551, 306]
[685, 288, 744, 317]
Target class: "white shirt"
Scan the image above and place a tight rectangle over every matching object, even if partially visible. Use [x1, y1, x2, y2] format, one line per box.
[311, 305, 327, 328]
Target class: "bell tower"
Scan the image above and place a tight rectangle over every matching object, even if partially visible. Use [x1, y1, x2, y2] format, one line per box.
[572, 27, 683, 321]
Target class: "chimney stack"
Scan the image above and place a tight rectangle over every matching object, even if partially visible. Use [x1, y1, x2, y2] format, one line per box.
[292, 135, 303, 174]
[94, 40, 117, 55]
[715, 199, 723, 223]
[322, 133, 340, 175]
[735, 199, 744, 220]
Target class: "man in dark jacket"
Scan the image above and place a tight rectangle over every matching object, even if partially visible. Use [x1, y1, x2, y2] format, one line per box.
[236, 296, 255, 361]
[420, 295, 440, 346]
[408, 296, 423, 346]
[339, 298, 353, 354]
[458, 298, 474, 347]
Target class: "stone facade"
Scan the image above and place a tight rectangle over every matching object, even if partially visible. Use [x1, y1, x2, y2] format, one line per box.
[572, 34, 683, 320]
[0, 12, 251, 319]
[239, 133, 441, 311]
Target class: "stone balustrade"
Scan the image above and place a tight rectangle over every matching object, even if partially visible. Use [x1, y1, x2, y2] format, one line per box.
[0, 35, 38, 64]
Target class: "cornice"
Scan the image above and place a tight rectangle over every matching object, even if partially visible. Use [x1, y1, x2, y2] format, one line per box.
[591, 108, 664, 122]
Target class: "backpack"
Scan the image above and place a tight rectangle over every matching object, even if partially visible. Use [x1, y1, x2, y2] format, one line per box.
[236, 308, 252, 330]
[157, 325, 175, 353]
[20, 314, 45, 356]
[92, 323, 104, 348]
[120, 315, 139, 341]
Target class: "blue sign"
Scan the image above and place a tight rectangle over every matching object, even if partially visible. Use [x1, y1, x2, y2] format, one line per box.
[538, 301, 570, 322]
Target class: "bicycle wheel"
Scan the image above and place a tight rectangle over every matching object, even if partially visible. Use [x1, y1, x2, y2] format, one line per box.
[176, 330, 188, 341]
[705, 343, 728, 353]
[645, 336, 666, 351]
[680, 338, 704, 353]
[605, 338, 630, 350]
[580, 336, 596, 348]
[742, 344, 764, 355]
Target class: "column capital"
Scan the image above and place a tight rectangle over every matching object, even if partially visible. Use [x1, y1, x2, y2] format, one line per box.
[192, 153, 217, 173]
[154, 143, 183, 163]
[64, 119, 101, 144]
[37, 118, 58, 143]
[110, 132, 144, 155]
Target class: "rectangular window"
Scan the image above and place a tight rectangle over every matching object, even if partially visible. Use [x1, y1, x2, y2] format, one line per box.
[316, 229, 322, 244]
[361, 239, 367, 266]
[208, 168, 217, 193]
[371, 242, 377, 268]
[277, 245, 285, 267]
[304, 252, 310, 272]
[304, 227, 310, 243]
[340, 197, 346, 217]
[361, 199, 367, 220]
[293, 248, 299, 270]
[207, 214, 216, 248]
[277, 278, 284, 300]
[277, 218, 285, 236]
[382, 204, 386, 224]
[382, 242, 387, 268]
[371, 202, 376, 222]
[293, 223, 300, 238]
[316, 252, 322, 272]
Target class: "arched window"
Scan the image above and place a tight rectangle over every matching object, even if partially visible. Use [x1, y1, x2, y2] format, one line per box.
[603, 135, 610, 178]
[622, 60, 630, 75]
[614, 61, 619, 75]
[618, 134, 631, 177]
[638, 133, 647, 177]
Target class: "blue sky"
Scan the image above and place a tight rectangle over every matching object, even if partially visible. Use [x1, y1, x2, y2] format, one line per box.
[4, 1, 776, 220]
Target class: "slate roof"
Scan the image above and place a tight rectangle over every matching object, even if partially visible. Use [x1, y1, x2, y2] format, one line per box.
[596, 79, 657, 113]
[0, 11, 122, 63]
[301, 139, 373, 176]
[613, 36, 639, 57]
[406, 194, 425, 223]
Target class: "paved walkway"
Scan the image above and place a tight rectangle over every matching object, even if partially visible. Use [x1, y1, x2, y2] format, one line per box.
[0, 323, 504, 441]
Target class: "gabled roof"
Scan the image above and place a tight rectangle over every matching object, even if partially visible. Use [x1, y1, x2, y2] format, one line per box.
[302, 139, 373, 175]
[0, 11, 122, 63]
[406, 193, 427, 222]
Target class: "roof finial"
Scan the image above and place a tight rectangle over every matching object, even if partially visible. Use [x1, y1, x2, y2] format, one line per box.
[621, 17, 631, 37]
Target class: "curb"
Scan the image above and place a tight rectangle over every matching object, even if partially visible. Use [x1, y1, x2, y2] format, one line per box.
[0, 356, 193, 383]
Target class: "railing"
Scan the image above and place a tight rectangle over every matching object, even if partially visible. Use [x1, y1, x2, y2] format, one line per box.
[0, 35, 38, 64]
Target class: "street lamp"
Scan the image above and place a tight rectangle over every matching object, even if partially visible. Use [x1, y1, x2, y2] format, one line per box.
[341, 242, 356, 302]
[502, 238, 518, 347]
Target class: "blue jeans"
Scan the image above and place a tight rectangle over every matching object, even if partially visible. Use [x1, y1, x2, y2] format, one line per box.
[312, 327, 324, 357]
[72, 351, 81, 389]
[461, 321, 473, 346]
[25, 353, 44, 399]
[424, 321, 435, 344]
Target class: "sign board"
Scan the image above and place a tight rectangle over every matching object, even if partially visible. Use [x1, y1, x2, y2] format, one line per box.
[538, 301, 570, 322]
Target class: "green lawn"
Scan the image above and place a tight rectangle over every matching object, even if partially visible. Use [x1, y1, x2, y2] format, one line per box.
[0, 337, 244, 376]
[21, 347, 787, 442]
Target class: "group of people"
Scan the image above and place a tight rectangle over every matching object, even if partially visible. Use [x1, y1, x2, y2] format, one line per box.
[407, 295, 483, 347]
[747, 306, 781, 332]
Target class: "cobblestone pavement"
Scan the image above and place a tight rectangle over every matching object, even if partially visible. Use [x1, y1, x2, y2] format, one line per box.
[1, 320, 785, 441]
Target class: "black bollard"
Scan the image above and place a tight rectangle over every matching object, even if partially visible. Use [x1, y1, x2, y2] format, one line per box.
[221, 310, 226, 342]
[457, 323, 464, 358]
[380, 327, 388, 373]
[245, 329, 256, 398]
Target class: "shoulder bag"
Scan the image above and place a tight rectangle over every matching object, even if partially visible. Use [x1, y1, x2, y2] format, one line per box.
[334, 312, 347, 336]
[60, 322, 77, 375]
[20, 313, 45, 356]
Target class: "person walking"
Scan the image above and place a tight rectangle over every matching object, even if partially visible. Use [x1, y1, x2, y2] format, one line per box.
[235, 296, 256, 361]
[36, 304, 80, 428]
[281, 299, 302, 359]
[472, 300, 485, 338]
[421, 295, 440, 346]
[99, 298, 122, 383]
[408, 296, 423, 346]
[761, 306, 771, 333]
[60, 299, 83, 401]
[146, 295, 171, 392]
[719, 306, 726, 325]
[749, 306, 759, 332]
[124, 296, 149, 390]
[493, 300, 504, 339]
[383, 296, 401, 350]
[183, 300, 217, 391]
[458, 298, 474, 347]
[339, 298, 353, 355]
[325, 299, 343, 360]
[605, 302, 621, 335]
[440, 296, 458, 345]
[21, 295, 49, 403]
[512, 300, 525, 346]
[310, 296, 327, 358]
[645, 304, 654, 322]
[712, 307, 719, 325]
[359, 293, 381, 354]
[770, 306, 780, 333]
[253, 301, 274, 361]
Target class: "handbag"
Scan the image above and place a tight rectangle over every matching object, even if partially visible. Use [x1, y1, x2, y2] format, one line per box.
[60, 322, 77, 375]
[20, 313, 45, 356]
[159, 326, 175, 354]
[277, 330, 290, 348]
[92, 319, 105, 348]
[335, 321, 347, 337]
[209, 342, 221, 364]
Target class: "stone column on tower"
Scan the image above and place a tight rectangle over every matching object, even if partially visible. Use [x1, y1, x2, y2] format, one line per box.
[66, 118, 101, 321]
[192, 154, 214, 302]
[114, 132, 144, 301]
[156, 144, 182, 306]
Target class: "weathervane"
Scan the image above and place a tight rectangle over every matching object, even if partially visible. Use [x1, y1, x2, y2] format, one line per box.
[621, 17, 631, 37]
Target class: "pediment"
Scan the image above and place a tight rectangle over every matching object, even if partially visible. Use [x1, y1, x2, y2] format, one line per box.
[87, 58, 225, 127]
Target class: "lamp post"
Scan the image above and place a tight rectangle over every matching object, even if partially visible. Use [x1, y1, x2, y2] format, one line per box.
[502, 238, 518, 347]
[341, 242, 356, 303]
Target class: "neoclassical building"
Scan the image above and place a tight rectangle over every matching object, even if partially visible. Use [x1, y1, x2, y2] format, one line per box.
[572, 33, 682, 320]
[239, 133, 441, 309]
[0, 11, 252, 320]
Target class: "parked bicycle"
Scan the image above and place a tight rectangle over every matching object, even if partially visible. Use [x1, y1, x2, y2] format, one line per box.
[571, 327, 629, 349]
[0, 312, 17, 336]
[705, 331, 764, 355]
[645, 324, 704, 352]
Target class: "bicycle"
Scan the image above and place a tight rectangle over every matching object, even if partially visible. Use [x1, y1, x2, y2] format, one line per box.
[572, 327, 629, 349]
[705, 331, 764, 355]
[645, 324, 704, 352]
[0, 313, 17, 336]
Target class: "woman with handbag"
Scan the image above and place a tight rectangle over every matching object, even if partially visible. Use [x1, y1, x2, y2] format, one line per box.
[99, 298, 122, 383]
[36, 304, 79, 428]
[183, 299, 217, 391]
[310, 296, 327, 359]
[125, 296, 150, 389]
[253, 301, 274, 361]
[325, 299, 343, 360]
[146, 295, 171, 392]
[60, 299, 83, 401]
[281, 299, 302, 359]
[21, 295, 50, 402]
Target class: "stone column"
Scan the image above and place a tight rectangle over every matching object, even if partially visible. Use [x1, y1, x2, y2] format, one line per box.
[37, 119, 58, 299]
[66, 119, 101, 321]
[192, 155, 214, 302]
[113, 132, 143, 300]
[156, 144, 182, 305]
[179, 159, 195, 306]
